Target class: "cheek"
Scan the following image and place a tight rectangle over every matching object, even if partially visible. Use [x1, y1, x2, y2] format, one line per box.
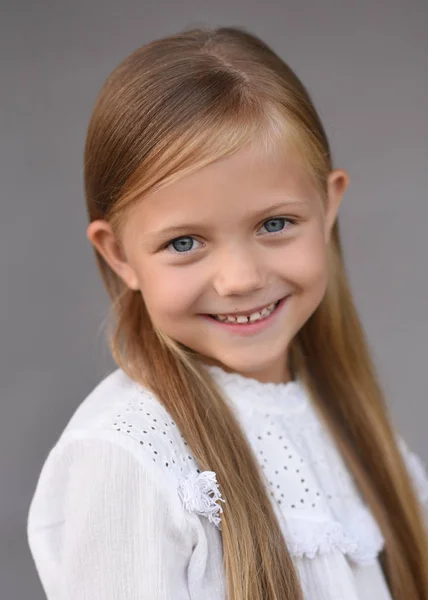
[137, 264, 201, 319]
[285, 230, 329, 291]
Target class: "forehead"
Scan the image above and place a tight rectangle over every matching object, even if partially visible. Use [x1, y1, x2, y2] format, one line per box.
[123, 140, 318, 235]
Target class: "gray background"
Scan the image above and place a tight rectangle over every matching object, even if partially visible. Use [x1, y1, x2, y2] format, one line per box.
[1, 0, 427, 598]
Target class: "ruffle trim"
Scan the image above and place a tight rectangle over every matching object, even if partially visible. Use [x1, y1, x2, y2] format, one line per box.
[177, 471, 384, 565]
[281, 503, 384, 565]
[177, 470, 226, 529]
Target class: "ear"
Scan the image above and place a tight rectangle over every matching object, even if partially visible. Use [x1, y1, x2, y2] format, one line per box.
[86, 220, 140, 290]
[324, 169, 349, 242]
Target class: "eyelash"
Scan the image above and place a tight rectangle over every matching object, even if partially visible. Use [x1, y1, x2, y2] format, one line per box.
[162, 216, 297, 255]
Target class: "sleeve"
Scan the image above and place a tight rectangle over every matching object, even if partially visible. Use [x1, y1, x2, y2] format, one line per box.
[27, 434, 194, 600]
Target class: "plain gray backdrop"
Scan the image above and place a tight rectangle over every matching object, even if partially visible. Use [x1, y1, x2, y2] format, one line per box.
[1, 1, 427, 598]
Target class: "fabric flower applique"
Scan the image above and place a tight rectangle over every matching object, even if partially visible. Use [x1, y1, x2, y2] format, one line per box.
[177, 470, 226, 529]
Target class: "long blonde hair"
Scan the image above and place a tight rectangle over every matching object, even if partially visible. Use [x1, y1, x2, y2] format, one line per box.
[84, 26, 428, 599]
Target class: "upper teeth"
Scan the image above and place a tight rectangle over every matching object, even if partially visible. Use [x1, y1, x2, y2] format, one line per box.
[213, 302, 278, 324]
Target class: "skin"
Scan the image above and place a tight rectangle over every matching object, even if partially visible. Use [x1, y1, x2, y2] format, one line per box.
[87, 140, 349, 384]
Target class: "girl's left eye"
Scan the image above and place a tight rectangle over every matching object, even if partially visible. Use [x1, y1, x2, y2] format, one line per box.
[258, 217, 294, 235]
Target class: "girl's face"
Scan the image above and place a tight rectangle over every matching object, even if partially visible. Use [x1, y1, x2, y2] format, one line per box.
[88, 141, 348, 384]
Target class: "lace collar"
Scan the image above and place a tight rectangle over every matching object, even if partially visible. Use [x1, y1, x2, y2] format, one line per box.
[203, 364, 309, 415]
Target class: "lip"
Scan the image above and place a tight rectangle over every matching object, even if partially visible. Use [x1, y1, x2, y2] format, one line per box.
[201, 295, 289, 336]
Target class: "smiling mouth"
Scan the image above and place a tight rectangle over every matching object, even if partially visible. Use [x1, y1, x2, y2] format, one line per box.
[208, 299, 282, 324]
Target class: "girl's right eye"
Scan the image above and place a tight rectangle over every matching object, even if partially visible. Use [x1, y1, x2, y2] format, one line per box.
[165, 236, 202, 254]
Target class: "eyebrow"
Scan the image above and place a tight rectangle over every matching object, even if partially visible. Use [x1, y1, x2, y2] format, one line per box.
[148, 199, 309, 238]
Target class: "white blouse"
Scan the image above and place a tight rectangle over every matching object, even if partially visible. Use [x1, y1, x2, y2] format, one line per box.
[27, 365, 428, 600]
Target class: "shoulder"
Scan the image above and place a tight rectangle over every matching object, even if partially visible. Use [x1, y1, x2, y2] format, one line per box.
[28, 368, 226, 532]
[397, 436, 428, 509]
[52, 367, 198, 484]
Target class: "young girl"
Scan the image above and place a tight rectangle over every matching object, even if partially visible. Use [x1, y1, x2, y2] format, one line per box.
[27, 26, 428, 600]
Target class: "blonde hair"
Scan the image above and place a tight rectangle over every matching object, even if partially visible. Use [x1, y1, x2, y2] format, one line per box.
[84, 26, 428, 600]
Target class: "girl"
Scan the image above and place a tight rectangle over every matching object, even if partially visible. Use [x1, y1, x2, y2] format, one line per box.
[27, 26, 428, 600]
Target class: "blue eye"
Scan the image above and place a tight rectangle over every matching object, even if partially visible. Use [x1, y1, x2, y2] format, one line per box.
[167, 236, 200, 254]
[260, 217, 292, 234]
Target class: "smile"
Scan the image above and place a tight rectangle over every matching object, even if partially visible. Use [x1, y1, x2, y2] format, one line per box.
[210, 300, 281, 324]
[201, 296, 289, 336]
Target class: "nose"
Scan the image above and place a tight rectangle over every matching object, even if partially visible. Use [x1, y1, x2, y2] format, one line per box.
[213, 246, 265, 297]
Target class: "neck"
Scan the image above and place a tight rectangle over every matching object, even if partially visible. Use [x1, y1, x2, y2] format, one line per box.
[199, 355, 293, 385]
